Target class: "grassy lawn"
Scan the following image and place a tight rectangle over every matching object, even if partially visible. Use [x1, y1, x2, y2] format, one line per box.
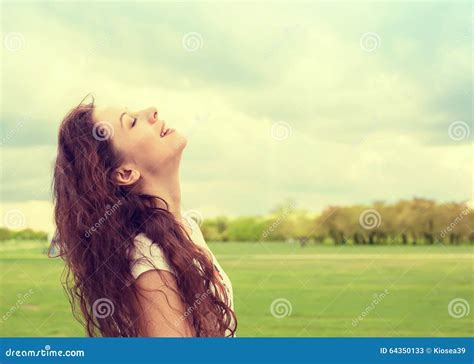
[0, 240, 472, 337]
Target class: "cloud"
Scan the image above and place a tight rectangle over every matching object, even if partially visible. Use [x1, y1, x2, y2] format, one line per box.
[0, 1, 472, 228]
[0, 200, 55, 233]
[1, 146, 56, 202]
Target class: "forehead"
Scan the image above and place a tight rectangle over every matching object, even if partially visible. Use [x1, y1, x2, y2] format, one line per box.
[92, 106, 124, 124]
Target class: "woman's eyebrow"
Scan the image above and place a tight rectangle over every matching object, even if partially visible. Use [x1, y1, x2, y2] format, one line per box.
[119, 110, 129, 128]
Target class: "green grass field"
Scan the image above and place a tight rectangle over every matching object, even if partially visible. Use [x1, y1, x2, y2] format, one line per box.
[0, 240, 472, 337]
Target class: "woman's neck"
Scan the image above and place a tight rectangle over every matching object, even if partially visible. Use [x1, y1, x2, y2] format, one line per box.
[141, 169, 183, 223]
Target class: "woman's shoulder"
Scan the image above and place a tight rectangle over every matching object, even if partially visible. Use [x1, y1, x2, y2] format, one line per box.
[183, 215, 206, 245]
[129, 233, 176, 280]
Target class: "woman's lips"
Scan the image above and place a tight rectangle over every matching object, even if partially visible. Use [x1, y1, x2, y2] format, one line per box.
[161, 128, 175, 137]
[165, 128, 175, 137]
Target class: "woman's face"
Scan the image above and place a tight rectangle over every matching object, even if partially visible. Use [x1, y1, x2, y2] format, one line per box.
[92, 105, 187, 183]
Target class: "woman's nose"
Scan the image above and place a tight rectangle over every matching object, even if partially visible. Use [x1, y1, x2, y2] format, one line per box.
[146, 107, 158, 123]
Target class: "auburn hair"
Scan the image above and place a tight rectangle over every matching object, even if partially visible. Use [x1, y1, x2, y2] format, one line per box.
[50, 96, 237, 337]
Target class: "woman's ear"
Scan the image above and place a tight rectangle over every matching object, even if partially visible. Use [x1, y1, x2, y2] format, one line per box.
[114, 166, 141, 186]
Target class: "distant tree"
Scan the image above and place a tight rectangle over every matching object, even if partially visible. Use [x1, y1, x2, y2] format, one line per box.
[178, 199, 474, 245]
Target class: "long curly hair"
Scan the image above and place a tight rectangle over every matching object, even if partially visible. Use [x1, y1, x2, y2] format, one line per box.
[50, 96, 237, 337]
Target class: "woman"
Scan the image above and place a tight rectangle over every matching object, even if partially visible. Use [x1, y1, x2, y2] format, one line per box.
[50, 96, 237, 337]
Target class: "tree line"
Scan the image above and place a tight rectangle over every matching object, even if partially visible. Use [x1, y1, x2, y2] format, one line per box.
[0, 228, 47, 241]
[1, 198, 472, 245]
[201, 198, 473, 245]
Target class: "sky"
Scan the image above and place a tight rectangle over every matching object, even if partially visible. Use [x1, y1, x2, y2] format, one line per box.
[0, 0, 472, 233]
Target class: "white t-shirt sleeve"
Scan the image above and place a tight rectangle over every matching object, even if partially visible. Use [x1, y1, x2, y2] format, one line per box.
[129, 233, 177, 280]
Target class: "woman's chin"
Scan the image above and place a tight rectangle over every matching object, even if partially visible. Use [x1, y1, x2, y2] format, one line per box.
[169, 132, 187, 152]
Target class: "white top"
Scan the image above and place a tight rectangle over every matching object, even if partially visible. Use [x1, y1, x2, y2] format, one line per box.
[129, 215, 236, 337]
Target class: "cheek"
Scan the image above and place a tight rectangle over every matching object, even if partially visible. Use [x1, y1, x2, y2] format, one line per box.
[135, 134, 167, 163]
[132, 133, 187, 171]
